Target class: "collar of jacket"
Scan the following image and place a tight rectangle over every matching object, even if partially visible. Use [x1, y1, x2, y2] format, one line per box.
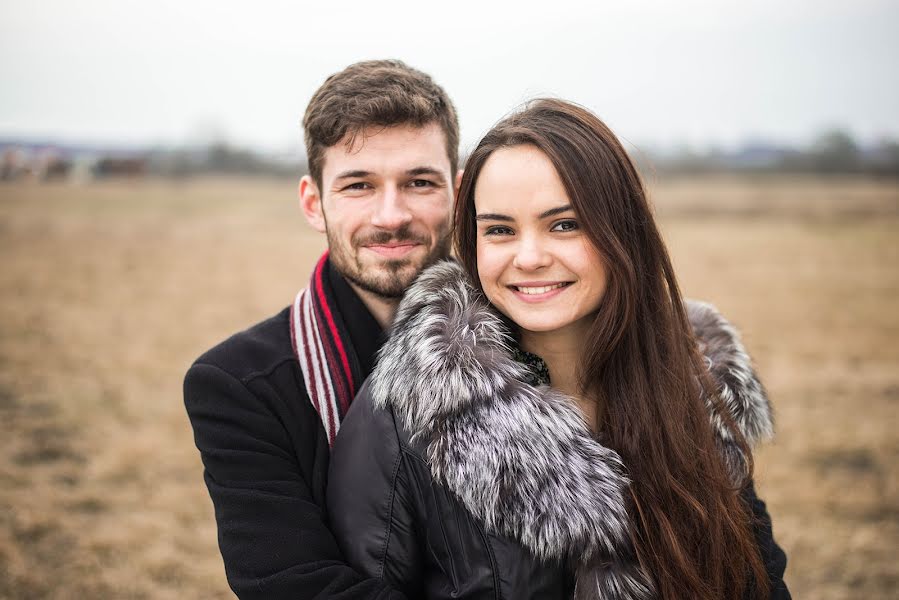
[369, 260, 773, 599]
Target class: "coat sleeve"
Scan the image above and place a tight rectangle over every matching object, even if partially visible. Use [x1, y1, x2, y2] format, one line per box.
[744, 481, 792, 600]
[184, 362, 406, 600]
[327, 381, 424, 598]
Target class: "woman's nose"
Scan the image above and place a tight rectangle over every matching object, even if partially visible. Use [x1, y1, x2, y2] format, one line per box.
[512, 236, 551, 271]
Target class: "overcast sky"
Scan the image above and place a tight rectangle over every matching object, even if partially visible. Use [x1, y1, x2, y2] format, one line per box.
[1, 0, 897, 154]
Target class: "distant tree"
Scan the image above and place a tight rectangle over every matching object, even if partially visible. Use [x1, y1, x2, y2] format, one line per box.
[207, 142, 262, 173]
[810, 129, 860, 172]
[868, 138, 899, 175]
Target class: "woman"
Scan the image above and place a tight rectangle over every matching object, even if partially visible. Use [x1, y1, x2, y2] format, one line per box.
[327, 99, 790, 599]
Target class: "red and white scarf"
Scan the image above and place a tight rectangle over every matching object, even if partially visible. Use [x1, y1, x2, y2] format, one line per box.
[289, 251, 361, 447]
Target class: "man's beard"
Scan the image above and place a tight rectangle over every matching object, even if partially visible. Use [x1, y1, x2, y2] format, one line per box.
[326, 223, 452, 299]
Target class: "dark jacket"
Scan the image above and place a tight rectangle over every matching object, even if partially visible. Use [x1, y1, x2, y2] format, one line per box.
[183, 263, 404, 599]
[328, 261, 791, 600]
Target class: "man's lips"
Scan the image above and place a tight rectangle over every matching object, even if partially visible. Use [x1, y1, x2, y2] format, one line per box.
[363, 242, 423, 258]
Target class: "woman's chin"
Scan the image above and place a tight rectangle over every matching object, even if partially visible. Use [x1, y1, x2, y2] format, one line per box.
[510, 316, 575, 335]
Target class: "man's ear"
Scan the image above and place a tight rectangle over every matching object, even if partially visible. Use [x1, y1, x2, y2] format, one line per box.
[299, 175, 326, 233]
[454, 169, 464, 196]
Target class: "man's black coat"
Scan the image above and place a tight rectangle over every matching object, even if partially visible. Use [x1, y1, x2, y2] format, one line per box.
[183, 264, 401, 599]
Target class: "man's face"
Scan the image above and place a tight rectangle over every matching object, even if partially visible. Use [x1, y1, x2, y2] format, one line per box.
[301, 123, 454, 299]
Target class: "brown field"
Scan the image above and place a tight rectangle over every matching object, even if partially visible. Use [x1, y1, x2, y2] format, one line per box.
[1, 175, 897, 599]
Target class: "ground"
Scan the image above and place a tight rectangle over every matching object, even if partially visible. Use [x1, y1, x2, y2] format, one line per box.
[0, 174, 896, 598]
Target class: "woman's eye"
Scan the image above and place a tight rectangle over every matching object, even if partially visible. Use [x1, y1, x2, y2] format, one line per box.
[484, 225, 514, 236]
[551, 219, 579, 232]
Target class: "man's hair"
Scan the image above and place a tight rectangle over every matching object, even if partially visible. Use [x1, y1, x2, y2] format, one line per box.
[302, 59, 459, 187]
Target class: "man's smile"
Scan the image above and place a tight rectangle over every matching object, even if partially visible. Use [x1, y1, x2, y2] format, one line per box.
[362, 242, 423, 258]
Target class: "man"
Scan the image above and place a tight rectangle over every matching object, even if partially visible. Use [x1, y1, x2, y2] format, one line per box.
[184, 59, 459, 599]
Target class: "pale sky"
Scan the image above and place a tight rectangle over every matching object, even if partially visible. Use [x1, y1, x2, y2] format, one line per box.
[1, 0, 897, 154]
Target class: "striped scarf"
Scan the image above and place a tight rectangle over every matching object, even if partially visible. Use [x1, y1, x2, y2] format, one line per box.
[289, 251, 361, 447]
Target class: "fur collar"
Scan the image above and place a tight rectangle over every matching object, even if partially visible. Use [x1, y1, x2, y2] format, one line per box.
[370, 261, 773, 599]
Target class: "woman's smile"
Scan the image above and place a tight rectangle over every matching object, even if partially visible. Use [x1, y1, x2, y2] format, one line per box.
[507, 281, 573, 301]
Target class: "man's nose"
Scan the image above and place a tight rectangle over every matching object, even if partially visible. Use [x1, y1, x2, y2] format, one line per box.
[512, 235, 551, 271]
[370, 185, 413, 230]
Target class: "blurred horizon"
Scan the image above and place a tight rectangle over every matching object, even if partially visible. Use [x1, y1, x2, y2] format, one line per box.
[5, 125, 898, 181]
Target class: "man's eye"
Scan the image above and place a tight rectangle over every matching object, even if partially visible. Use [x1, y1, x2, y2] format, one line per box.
[409, 179, 434, 188]
[485, 225, 514, 236]
[551, 219, 579, 232]
[343, 182, 370, 191]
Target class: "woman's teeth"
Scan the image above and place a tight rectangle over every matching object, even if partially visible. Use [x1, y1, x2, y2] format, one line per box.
[514, 283, 567, 295]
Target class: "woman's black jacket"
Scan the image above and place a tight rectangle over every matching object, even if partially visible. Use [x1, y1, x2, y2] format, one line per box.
[328, 261, 791, 599]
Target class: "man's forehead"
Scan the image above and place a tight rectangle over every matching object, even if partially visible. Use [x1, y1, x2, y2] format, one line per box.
[320, 123, 452, 180]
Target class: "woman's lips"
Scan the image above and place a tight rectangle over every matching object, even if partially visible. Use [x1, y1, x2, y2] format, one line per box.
[508, 281, 572, 302]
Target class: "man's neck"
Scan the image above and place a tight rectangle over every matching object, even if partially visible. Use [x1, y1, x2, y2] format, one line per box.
[344, 280, 400, 330]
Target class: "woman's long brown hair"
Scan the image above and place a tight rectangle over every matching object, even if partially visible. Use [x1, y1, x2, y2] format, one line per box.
[454, 99, 769, 599]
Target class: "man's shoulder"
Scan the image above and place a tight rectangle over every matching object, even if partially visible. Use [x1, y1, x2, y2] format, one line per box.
[190, 306, 296, 384]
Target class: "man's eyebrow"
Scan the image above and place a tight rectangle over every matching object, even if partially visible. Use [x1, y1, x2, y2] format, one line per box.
[333, 170, 372, 181]
[406, 166, 447, 180]
[332, 167, 447, 182]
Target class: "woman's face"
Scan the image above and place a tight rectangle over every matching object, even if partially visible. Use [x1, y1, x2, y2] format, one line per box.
[474, 145, 607, 335]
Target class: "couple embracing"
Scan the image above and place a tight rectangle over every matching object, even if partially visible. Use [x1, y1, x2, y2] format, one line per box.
[184, 60, 791, 600]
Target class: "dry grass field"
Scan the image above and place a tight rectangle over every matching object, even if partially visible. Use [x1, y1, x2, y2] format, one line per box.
[1, 175, 897, 599]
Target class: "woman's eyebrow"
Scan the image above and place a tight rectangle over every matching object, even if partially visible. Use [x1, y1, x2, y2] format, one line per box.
[476, 204, 573, 222]
[538, 204, 573, 219]
[476, 213, 513, 222]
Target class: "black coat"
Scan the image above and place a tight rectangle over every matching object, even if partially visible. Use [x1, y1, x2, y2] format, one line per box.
[327, 261, 791, 600]
[183, 262, 404, 599]
[329, 380, 571, 599]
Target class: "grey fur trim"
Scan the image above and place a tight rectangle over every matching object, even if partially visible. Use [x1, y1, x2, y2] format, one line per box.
[371, 260, 631, 562]
[370, 261, 774, 599]
[686, 300, 774, 483]
[574, 560, 655, 600]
